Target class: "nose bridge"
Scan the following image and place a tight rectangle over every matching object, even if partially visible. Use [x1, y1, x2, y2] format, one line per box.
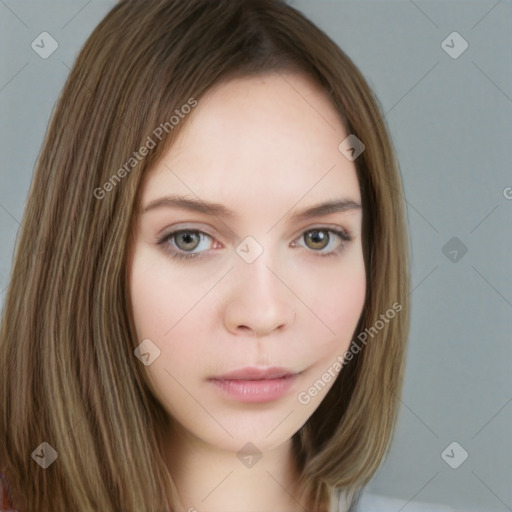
[223, 238, 296, 335]
[236, 240, 283, 296]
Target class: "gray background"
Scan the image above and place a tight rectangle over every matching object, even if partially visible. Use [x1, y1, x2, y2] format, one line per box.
[1, 1, 511, 511]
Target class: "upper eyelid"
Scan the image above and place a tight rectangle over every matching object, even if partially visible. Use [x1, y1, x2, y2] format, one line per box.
[158, 221, 353, 239]
[157, 222, 353, 237]
[158, 224, 352, 247]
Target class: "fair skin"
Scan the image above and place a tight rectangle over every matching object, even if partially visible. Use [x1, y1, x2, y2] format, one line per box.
[128, 72, 366, 512]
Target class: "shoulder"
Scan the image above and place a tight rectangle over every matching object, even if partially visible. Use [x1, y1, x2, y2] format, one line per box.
[0, 472, 19, 512]
[356, 492, 462, 512]
[334, 489, 465, 512]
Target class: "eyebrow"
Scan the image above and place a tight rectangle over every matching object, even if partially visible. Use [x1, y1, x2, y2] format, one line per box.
[142, 195, 361, 221]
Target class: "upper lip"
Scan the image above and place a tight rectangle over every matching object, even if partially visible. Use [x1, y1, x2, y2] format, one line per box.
[211, 366, 297, 381]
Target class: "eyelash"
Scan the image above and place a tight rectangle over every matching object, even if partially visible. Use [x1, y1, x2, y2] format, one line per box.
[157, 227, 352, 262]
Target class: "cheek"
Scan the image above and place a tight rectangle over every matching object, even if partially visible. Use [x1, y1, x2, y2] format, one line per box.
[129, 247, 195, 341]
[294, 252, 366, 408]
[128, 247, 206, 394]
[304, 246, 366, 348]
[129, 252, 164, 340]
[328, 269, 366, 337]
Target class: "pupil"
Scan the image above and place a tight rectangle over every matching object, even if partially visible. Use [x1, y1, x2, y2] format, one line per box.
[178, 232, 198, 250]
[308, 230, 327, 249]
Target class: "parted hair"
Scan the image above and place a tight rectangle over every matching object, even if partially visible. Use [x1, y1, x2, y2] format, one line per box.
[0, 1, 410, 511]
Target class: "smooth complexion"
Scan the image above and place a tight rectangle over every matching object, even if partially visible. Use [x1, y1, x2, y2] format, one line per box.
[128, 72, 366, 512]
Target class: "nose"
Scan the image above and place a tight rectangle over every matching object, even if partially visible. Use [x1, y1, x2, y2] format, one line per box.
[223, 252, 296, 337]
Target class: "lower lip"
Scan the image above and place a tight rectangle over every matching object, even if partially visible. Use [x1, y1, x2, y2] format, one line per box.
[209, 375, 298, 403]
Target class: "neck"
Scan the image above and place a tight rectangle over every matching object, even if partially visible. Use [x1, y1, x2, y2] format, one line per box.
[164, 422, 308, 512]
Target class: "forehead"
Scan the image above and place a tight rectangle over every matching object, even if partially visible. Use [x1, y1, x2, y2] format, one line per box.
[141, 72, 361, 218]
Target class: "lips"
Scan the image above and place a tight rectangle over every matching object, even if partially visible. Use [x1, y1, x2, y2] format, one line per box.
[210, 366, 297, 381]
[208, 366, 300, 403]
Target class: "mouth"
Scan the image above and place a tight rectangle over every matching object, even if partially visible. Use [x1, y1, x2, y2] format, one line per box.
[212, 365, 298, 381]
[208, 366, 301, 403]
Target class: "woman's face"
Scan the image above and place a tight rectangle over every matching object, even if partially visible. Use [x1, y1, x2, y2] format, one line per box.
[128, 72, 366, 454]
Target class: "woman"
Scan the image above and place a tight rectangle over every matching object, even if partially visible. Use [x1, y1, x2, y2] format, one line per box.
[0, 1, 409, 510]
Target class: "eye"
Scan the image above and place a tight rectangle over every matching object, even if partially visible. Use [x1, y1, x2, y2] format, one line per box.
[294, 228, 352, 257]
[158, 229, 214, 261]
[157, 226, 352, 262]
[173, 231, 203, 252]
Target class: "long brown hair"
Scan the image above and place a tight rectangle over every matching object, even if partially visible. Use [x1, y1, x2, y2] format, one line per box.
[0, 1, 410, 510]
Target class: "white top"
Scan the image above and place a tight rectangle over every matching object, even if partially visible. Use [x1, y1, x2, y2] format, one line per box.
[332, 490, 462, 512]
